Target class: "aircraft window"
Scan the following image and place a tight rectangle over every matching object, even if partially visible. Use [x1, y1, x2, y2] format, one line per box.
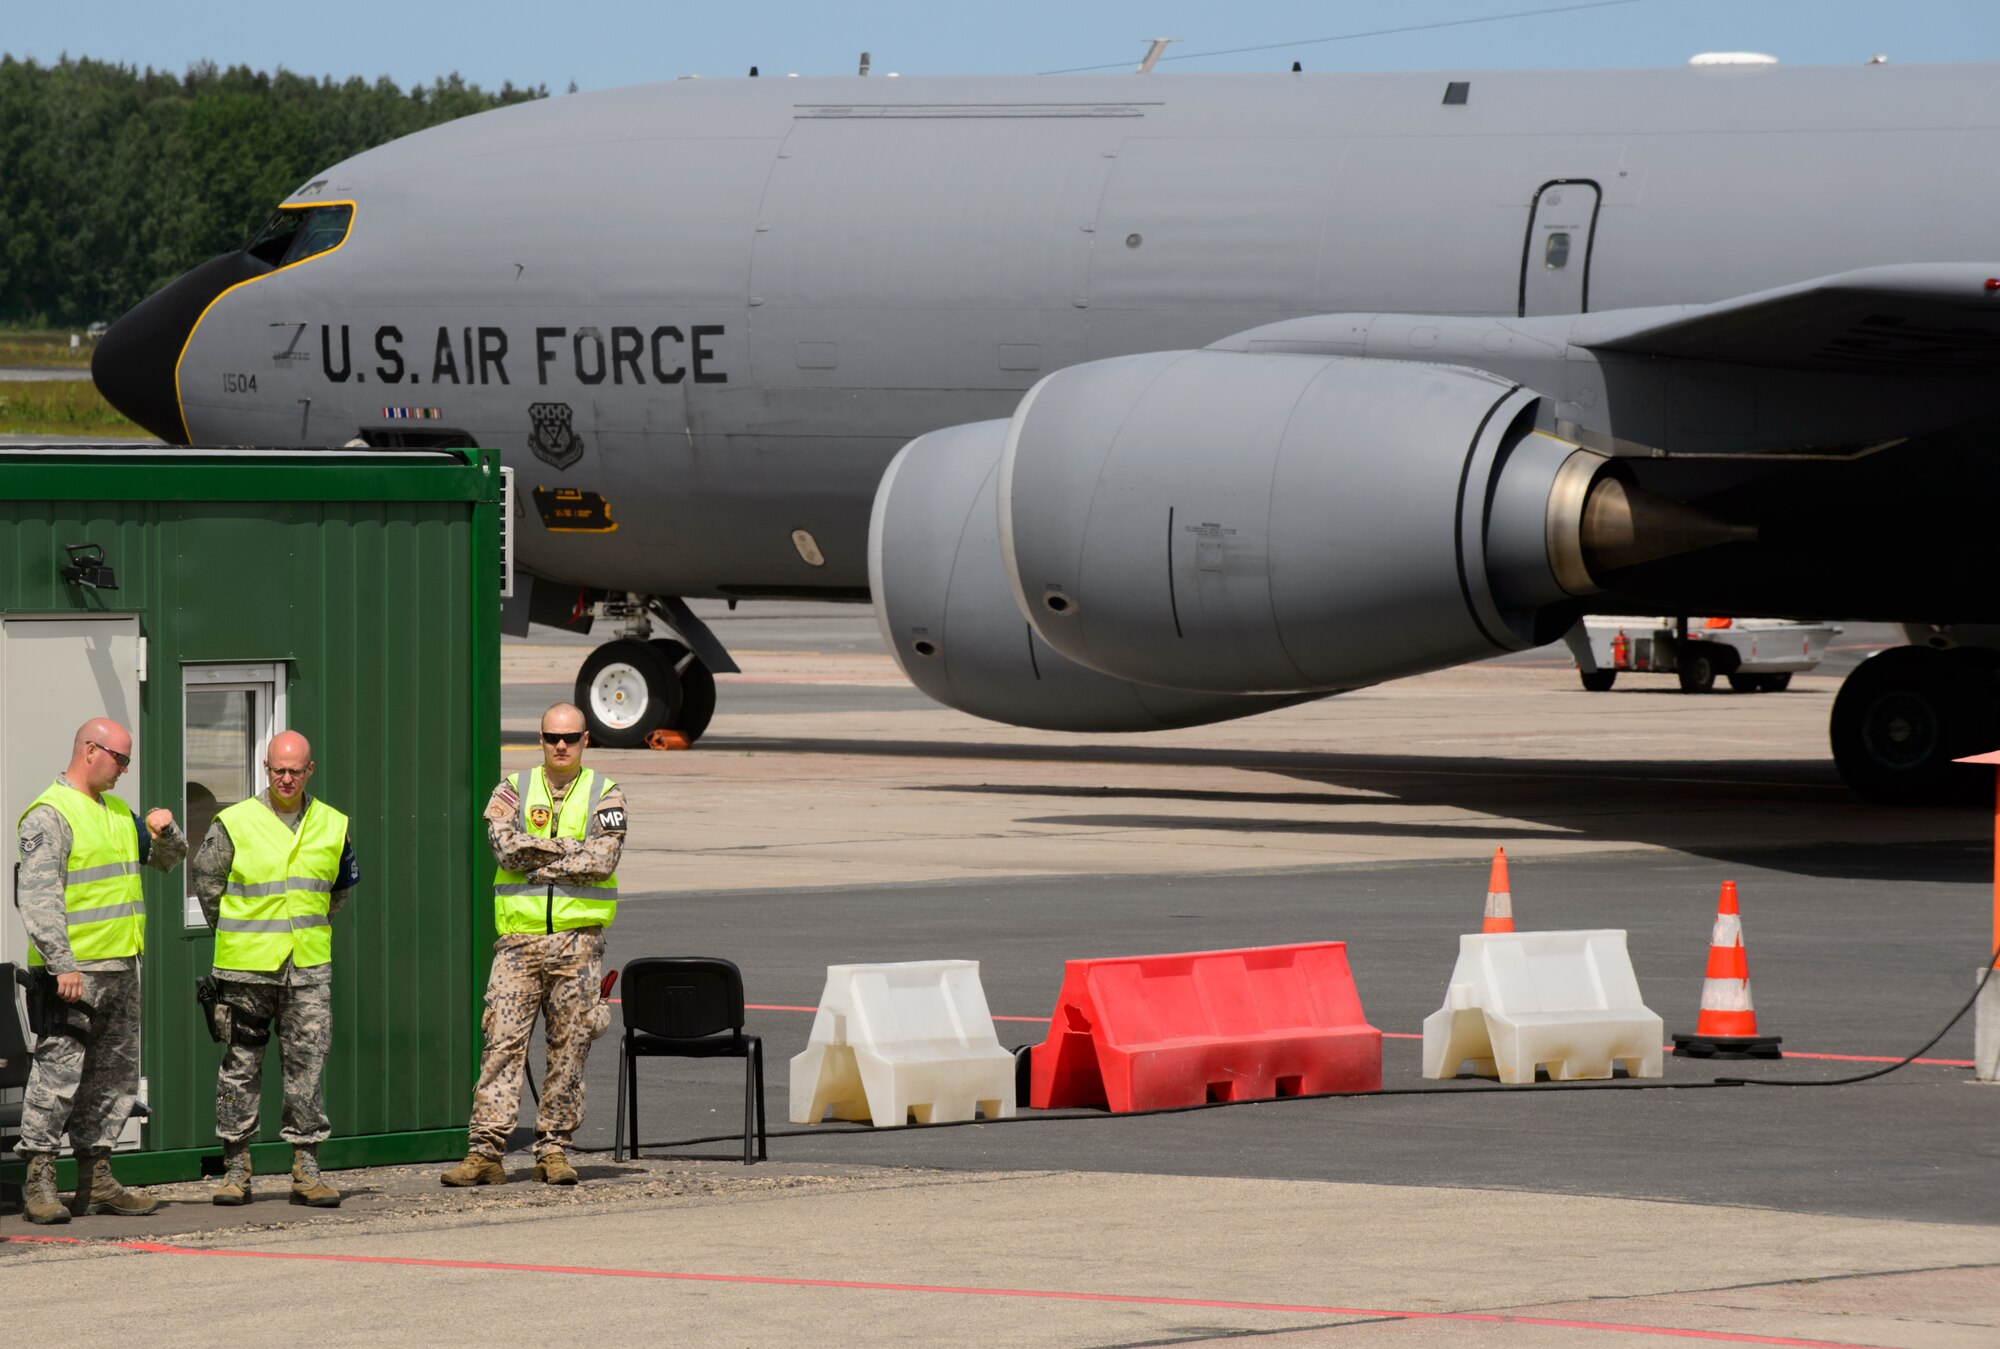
[284, 205, 353, 264]
[245, 210, 304, 265]
[1544, 232, 1571, 270]
[243, 205, 352, 267]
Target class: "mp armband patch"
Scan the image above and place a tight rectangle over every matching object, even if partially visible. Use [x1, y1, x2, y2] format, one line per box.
[594, 807, 627, 833]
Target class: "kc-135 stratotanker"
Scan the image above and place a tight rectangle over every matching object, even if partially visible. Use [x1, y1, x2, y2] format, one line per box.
[92, 60, 2000, 803]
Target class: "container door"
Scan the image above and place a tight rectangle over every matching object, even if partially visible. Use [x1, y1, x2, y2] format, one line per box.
[1519, 180, 1601, 317]
[0, 615, 144, 1145]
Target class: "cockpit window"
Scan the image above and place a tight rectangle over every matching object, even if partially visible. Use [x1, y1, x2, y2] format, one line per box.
[244, 204, 353, 267]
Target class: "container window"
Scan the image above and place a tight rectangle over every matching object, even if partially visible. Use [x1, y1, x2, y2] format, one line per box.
[182, 663, 286, 929]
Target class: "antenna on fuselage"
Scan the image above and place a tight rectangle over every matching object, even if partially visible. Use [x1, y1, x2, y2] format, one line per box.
[1136, 38, 1177, 74]
[859, 51, 871, 76]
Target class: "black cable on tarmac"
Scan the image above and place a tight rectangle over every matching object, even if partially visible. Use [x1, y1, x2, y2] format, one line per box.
[1716, 944, 2000, 1088]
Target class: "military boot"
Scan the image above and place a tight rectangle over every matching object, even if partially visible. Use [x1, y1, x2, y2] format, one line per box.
[212, 1143, 253, 1206]
[533, 1149, 578, 1185]
[290, 1145, 341, 1208]
[21, 1152, 70, 1226]
[439, 1151, 506, 1186]
[74, 1150, 160, 1217]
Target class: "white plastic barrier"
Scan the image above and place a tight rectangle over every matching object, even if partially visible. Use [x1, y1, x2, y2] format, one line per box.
[789, 960, 1017, 1126]
[1422, 930, 1664, 1084]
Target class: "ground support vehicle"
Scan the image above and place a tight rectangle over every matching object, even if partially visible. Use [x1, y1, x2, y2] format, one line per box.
[1568, 618, 1838, 694]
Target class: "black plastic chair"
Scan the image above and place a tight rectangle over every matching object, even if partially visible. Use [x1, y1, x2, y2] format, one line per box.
[3, 965, 33, 1162]
[613, 957, 766, 1165]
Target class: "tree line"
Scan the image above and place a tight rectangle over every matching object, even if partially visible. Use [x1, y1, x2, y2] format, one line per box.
[0, 56, 547, 326]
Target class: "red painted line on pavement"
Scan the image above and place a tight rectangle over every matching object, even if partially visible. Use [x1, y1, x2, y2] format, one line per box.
[1778, 1050, 1972, 1067]
[740, 1005, 1962, 1063]
[0, 1237, 1874, 1346]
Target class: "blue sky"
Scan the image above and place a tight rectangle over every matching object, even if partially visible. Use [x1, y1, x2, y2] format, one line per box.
[9, 2, 1998, 91]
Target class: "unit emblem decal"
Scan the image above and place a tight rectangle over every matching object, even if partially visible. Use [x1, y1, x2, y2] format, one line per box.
[529, 806, 553, 831]
[527, 401, 585, 471]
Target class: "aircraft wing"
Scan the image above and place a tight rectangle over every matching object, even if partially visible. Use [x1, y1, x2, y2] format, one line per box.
[1574, 263, 2000, 373]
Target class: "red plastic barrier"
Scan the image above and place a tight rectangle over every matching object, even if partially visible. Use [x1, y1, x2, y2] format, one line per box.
[1028, 942, 1381, 1112]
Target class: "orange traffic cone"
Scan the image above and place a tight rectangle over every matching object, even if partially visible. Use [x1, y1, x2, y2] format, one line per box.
[1482, 848, 1514, 933]
[1671, 881, 1783, 1059]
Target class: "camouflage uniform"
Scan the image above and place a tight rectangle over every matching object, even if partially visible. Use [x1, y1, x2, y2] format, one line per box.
[15, 773, 186, 1155]
[189, 789, 357, 1145]
[466, 772, 625, 1160]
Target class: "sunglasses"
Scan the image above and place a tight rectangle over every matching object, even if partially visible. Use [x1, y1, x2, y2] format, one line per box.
[88, 741, 131, 770]
[541, 730, 584, 746]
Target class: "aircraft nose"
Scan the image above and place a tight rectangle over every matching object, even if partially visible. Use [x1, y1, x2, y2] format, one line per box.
[92, 251, 273, 444]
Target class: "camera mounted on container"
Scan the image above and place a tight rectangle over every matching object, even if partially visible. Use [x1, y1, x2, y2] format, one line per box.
[60, 543, 118, 591]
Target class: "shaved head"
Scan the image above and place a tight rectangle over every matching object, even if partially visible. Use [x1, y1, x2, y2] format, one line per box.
[67, 717, 135, 797]
[540, 702, 588, 777]
[264, 730, 317, 809]
[72, 718, 132, 760]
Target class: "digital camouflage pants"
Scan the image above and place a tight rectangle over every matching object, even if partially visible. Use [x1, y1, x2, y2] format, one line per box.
[19, 969, 140, 1156]
[214, 980, 333, 1145]
[466, 929, 608, 1160]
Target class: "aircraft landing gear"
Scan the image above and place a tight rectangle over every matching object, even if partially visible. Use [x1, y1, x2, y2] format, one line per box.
[1830, 646, 2000, 804]
[574, 596, 728, 748]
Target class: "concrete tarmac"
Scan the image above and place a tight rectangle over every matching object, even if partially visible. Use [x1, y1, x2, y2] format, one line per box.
[6, 608, 1995, 1345]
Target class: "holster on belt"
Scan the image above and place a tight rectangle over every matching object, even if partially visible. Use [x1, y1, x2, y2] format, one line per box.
[196, 974, 224, 1043]
[25, 967, 94, 1044]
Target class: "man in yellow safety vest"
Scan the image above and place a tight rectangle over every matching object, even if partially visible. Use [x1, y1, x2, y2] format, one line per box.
[14, 718, 186, 1225]
[190, 730, 359, 1207]
[442, 702, 625, 1187]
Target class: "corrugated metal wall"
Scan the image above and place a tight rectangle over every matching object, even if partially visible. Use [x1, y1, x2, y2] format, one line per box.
[0, 452, 498, 1174]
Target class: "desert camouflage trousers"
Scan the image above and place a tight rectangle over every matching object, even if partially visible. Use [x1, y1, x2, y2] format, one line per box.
[466, 928, 608, 1160]
[214, 979, 333, 1145]
[18, 969, 141, 1155]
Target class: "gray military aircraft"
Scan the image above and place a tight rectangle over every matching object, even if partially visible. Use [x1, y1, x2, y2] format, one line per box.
[92, 60, 2000, 803]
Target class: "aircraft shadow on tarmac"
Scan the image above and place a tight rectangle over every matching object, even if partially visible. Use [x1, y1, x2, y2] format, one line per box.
[707, 733, 1989, 882]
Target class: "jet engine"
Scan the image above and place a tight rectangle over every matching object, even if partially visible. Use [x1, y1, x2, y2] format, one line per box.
[998, 350, 1741, 693]
[869, 419, 1323, 731]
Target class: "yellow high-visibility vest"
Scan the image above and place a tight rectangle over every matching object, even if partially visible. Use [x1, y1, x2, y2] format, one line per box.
[492, 767, 618, 935]
[213, 796, 348, 971]
[20, 780, 143, 966]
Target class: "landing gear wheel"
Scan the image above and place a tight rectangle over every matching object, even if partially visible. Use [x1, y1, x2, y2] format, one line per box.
[1761, 673, 1792, 693]
[1831, 647, 1998, 804]
[577, 639, 682, 749]
[1579, 670, 1616, 692]
[1677, 650, 1716, 694]
[647, 639, 717, 745]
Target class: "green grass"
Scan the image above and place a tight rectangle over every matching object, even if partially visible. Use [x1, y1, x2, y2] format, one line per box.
[0, 330, 98, 368]
[0, 379, 147, 437]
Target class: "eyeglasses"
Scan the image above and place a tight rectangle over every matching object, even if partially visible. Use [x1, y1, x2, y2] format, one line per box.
[541, 730, 584, 746]
[266, 765, 308, 780]
[87, 741, 131, 770]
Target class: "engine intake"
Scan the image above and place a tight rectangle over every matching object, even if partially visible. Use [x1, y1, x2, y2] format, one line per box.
[869, 419, 1323, 731]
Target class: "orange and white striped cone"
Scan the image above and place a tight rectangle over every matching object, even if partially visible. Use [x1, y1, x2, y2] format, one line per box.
[1671, 880, 1783, 1059]
[1482, 847, 1514, 934]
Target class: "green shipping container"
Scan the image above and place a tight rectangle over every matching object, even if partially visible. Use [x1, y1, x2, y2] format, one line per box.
[0, 446, 501, 1185]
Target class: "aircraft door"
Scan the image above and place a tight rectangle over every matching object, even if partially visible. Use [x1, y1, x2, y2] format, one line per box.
[1519, 180, 1601, 317]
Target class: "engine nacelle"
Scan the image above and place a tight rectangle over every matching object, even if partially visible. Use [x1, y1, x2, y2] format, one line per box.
[998, 350, 1601, 693]
[869, 419, 1322, 731]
